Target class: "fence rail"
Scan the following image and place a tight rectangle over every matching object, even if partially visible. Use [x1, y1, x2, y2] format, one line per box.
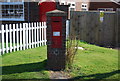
[0, 22, 47, 55]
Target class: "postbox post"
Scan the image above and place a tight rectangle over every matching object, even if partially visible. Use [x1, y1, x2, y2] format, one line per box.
[46, 10, 67, 70]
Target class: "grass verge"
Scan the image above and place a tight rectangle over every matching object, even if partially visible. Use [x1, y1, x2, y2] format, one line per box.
[67, 41, 119, 80]
[0, 41, 119, 80]
[1, 46, 49, 80]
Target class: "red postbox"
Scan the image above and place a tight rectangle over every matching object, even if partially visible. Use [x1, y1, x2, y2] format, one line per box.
[51, 17, 62, 48]
[46, 10, 67, 70]
[39, 0, 56, 22]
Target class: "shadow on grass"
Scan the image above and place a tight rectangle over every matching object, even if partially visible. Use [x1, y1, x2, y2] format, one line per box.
[2, 59, 47, 75]
[72, 70, 120, 81]
[2, 62, 120, 81]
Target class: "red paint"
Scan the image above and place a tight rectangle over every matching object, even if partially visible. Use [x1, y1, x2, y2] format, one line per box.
[51, 17, 62, 48]
[39, 1, 56, 22]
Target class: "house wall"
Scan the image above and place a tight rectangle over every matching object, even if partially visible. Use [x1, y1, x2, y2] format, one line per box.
[59, 0, 120, 11]
[59, 0, 90, 11]
[75, 2, 90, 11]
[24, 2, 40, 22]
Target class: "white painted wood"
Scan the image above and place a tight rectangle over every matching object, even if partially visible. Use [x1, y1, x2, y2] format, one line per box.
[23, 23, 26, 50]
[66, 20, 69, 38]
[37, 22, 39, 47]
[6, 24, 9, 53]
[16, 24, 19, 51]
[29, 23, 31, 49]
[13, 24, 16, 52]
[44, 22, 47, 45]
[9, 24, 12, 53]
[26, 23, 28, 49]
[42, 22, 44, 45]
[2, 25, 5, 54]
[1, 22, 47, 54]
[20, 23, 22, 50]
[32, 23, 34, 48]
[34, 22, 37, 48]
[39, 22, 42, 46]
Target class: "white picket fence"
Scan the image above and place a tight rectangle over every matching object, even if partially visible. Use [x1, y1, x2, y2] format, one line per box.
[0, 22, 47, 55]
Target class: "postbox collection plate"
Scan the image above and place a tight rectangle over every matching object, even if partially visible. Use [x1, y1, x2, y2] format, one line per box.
[53, 32, 60, 36]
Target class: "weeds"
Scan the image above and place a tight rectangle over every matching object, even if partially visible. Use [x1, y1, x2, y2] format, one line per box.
[66, 34, 79, 70]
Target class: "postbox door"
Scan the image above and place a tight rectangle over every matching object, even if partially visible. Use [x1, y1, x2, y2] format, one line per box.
[51, 17, 62, 48]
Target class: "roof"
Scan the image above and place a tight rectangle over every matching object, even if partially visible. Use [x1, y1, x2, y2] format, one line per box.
[110, 0, 120, 5]
[89, 0, 120, 5]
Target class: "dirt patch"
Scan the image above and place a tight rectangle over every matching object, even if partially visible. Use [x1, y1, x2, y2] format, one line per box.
[50, 71, 71, 80]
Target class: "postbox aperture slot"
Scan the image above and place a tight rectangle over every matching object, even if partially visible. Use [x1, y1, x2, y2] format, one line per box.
[53, 21, 60, 22]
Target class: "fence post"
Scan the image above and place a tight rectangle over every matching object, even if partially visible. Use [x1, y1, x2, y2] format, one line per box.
[32, 23, 34, 48]
[6, 24, 8, 53]
[66, 20, 69, 38]
[23, 23, 26, 50]
[42, 22, 44, 45]
[29, 23, 31, 49]
[9, 24, 12, 53]
[13, 24, 16, 52]
[116, 9, 120, 47]
[16, 24, 19, 51]
[39, 22, 42, 46]
[20, 23, 23, 50]
[2, 25, 4, 54]
[37, 22, 39, 47]
[26, 23, 28, 49]
[44, 22, 47, 45]
[34, 22, 37, 48]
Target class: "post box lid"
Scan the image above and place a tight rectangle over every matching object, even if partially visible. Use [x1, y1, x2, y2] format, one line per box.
[47, 9, 65, 13]
[46, 9, 67, 16]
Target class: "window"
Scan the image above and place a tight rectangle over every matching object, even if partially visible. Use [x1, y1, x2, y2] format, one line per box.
[81, 3, 88, 11]
[67, 2, 75, 11]
[81, 3, 87, 8]
[82, 5, 84, 7]
[67, 2, 75, 7]
[0, 2, 24, 21]
[72, 4, 75, 6]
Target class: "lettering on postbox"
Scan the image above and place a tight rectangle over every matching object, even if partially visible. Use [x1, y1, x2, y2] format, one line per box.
[51, 17, 62, 48]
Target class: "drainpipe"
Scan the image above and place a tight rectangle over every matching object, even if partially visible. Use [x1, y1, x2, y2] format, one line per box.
[28, 2, 30, 23]
[55, 0, 59, 9]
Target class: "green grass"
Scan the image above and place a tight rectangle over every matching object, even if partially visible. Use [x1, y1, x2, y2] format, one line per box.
[0, 43, 18, 49]
[0, 41, 119, 80]
[1, 46, 49, 79]
[68, 41, 119, 80]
